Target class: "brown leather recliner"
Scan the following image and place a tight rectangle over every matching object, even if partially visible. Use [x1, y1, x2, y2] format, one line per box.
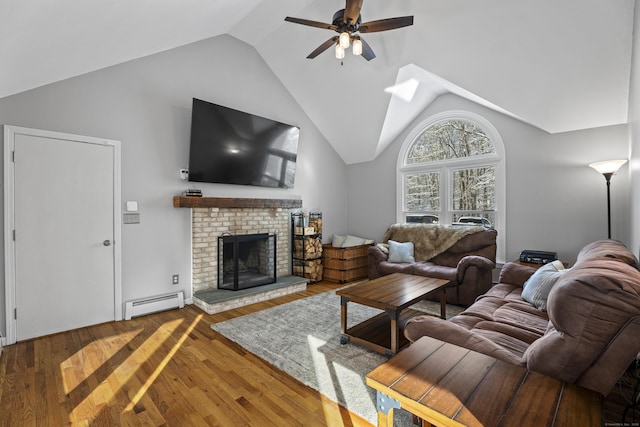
[367, 224, 497, 306]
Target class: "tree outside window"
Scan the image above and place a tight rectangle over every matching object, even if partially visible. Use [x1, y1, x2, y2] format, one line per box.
[400, 116, 500, 228]
[406, 120, 495, 163]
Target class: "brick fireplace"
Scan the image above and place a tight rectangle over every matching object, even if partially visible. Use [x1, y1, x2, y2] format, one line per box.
[174, 196, 307, 314]
[192, 207, 289, 293]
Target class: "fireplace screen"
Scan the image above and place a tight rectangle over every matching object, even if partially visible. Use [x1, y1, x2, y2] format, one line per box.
[218, 233, 277, 291]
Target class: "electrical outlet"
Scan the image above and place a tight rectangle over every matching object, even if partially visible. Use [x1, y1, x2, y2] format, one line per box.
[172, 274, 179, 285]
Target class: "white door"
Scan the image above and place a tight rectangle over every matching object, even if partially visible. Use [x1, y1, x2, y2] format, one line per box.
[4, 126, 122, 342]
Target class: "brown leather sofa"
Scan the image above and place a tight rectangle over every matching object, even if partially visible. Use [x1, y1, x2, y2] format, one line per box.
[367, 223, 497, 306]
[404, 239, 640, 396]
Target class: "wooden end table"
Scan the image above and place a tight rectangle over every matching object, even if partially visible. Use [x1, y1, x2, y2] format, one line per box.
[336, 273, 451, 356]
[366, 336, 603, 427]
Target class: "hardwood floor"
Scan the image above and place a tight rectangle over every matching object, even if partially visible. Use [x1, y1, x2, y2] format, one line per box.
[0, 280, 635, 426]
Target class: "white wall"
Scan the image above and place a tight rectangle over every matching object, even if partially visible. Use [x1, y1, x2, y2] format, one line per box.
[629, 0, 640, 256]
[0, 35, 348, 337]
[347, 93, 630, 265]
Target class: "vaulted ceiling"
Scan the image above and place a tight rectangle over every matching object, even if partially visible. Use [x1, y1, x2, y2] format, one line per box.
[1, 0, 634, 164]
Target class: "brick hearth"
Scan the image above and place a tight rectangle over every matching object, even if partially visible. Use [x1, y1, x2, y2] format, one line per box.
[193, 276, 307, 314]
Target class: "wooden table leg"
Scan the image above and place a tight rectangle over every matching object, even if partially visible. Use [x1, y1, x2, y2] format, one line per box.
[440, 289, 447, 320]
[340, 296, 349, 344]
[377, 410, 393, 427]
[386, 308, 400, 355]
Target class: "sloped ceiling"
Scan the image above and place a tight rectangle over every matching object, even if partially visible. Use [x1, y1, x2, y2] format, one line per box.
[0, 0, 634, 164]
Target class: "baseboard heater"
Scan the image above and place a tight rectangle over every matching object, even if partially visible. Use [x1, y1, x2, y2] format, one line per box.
[124, 291, 185, 320]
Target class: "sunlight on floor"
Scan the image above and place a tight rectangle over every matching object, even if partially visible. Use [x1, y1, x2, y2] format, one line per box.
[64, 314, 202, 424]
[336, 363, 372, 416]
[308, 334, 370, 426]
[124, 314, 202, 411]
[60, 328, 143, 394]
[308, 335, 336, 400]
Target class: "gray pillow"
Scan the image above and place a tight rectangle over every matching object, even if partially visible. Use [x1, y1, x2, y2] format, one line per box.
[342, 235, 367, 247]
[332, 234, 346, 247]
[387, 240, 415, 263]
[522, 260, 567, 310]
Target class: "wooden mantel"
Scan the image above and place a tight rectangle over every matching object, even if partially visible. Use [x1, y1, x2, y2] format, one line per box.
[173, 196, 302, 209]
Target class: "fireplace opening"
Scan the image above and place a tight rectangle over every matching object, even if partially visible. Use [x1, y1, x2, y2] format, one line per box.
[218, 233, 277, 291]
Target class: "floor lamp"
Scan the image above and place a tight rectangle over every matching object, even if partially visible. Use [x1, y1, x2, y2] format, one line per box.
[589, 159, 628, 239]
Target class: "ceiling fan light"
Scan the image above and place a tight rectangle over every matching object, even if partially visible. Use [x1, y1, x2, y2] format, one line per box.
[339, 32, 350, 49]
[335, 44, 345, 59]
[352, 38, 363, 56]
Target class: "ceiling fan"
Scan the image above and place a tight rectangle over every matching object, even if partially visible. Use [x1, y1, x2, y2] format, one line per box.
[284, 0, 414, 61]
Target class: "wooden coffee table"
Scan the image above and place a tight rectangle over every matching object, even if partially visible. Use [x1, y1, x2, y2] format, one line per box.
[366, 336, 603, 427]
[336, 273, 451, 356]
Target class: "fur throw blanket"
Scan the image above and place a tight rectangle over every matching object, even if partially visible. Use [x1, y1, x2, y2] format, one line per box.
[382, 223, 484, 261]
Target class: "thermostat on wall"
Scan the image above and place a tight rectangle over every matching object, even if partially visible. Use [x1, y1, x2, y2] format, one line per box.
[123, 213, 140, 224]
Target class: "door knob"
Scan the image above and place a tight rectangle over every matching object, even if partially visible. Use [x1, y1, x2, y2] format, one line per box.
[103, 240, 112, 246]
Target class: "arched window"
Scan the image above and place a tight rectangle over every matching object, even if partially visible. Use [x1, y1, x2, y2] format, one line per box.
[397, 111, 505, 261]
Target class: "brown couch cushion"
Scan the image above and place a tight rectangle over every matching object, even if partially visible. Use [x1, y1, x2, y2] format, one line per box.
[447, 300, 548, 355]
[430, 230, 497, 268]
[497, 262, 537, 286]
[407, 281, 550, 360]
[465, 326, 533, 358]
[403, 314, 525, 365]
[524, 257, 640, 389]
[375, 260, 416, 276]
[413, 262, 457, 281]
[575, 239, 640, 268]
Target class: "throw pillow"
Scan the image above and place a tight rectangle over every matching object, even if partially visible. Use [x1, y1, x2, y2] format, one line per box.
[342, 235, 367, 247]
[332, 234, 346, 247]
[340, 235, 374, 247]
[522, 260, 568, 310]
[387, 240, 415, 263]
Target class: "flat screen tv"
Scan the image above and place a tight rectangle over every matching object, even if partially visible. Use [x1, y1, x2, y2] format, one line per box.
[188, 98, 300, 189]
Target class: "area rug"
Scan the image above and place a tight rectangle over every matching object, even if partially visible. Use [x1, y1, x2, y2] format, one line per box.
[211, 286, 464, 425]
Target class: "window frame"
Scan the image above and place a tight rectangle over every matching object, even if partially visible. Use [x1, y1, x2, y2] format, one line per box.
[396, 110, 506, 262]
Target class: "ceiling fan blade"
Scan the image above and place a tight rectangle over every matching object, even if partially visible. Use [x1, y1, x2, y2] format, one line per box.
[360, 37, 376, 61]
[359, 16, 414, 33]
[307, 36, 339, 59]
[343, 0, 364, 25]
[284, 16, 337, 31]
